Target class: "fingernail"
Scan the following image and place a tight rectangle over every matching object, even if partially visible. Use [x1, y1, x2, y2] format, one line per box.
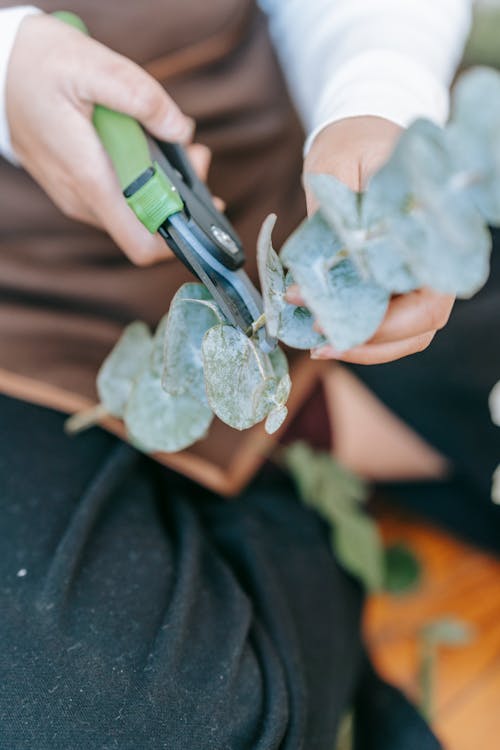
[311, 347, 340, 360]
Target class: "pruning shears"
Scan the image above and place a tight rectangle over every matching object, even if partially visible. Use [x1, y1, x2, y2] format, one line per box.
[55, 11, 276, 353]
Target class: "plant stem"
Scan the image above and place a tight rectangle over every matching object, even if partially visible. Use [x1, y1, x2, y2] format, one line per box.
[64, 403, 109, 435]
[251, 313, 267, 334]
[418, 639, 436, 722]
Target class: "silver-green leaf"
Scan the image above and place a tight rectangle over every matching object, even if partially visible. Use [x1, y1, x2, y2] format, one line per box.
[97, 322, 153, 418]
[202, 324, 275, 430]
[420, 618, 474, 646]
[277, 270, 326, 349]
[162, 283, 221, 405]
[281, 213, 389, 352]
[365, 117, 491, 297]
[257, 213, 285, 338]
[265, 406, 288, 434]
[124, 370, 213, 453]
[310, 173, 418, 294]
[151, 314, 169, 377]
[307, 173, 360, 235]
[332, 511, 385, 592]
[269, 345, 290, 381]
[448, 68, 500, 224]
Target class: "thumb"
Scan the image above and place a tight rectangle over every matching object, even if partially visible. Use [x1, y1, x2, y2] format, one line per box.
[80, 41, 194, 143]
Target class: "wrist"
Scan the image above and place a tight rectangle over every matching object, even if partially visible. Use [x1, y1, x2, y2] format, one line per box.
[303, 49, 451, 157]
[304, 116, 402, 193]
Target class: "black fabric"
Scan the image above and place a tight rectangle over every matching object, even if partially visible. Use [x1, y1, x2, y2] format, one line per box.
[353, 660, 441, 750]
[1, 394, 372, 750]
[4, 248, 499, 749]
[0, 395, 440, 749]
[351, 229, 500, 553]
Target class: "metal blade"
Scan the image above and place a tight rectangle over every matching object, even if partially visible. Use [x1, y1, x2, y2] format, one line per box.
[163, 213, 277, 353]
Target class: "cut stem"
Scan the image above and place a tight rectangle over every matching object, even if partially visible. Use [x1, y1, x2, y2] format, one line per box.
[251, 313, 267, 335]
[64, 403, 109, 435]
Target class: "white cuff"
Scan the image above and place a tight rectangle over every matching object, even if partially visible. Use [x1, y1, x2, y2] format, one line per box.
[0, 6, 41, 164]
[304, 49, 450, 155]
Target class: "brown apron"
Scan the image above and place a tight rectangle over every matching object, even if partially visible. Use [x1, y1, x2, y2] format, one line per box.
[0, 0, 324, 493]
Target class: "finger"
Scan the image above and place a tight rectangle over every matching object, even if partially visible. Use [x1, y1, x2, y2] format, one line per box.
[79, 42, 194, 143]
[71, 118, 174, 264]
[285, 284, 305, 306]
[185, 144, 225, 209]
[93, 180, 174, 265]
[287, 286, 454, 341]
[213, 196, 226, 211]
[311, 332, 436, 365]
[367, 289, 454, 345]
[186, 143, 211, 182]
[23, 153, 104, 229]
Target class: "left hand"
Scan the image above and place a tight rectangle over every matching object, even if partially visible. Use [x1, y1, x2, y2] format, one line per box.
[287, 116, 455, 364]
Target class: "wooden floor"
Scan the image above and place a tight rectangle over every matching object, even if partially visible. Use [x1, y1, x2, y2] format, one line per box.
[364, 510, 500, 750]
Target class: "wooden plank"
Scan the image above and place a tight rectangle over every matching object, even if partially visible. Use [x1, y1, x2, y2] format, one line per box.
[436, 660, 500, 750]
[364, 512, 500, 750]
[0, 357, 325, 496]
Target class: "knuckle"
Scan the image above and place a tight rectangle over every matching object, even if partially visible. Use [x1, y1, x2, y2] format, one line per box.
[434, 298, 454, 330]
[104, 57, 163, 117]
[416, 333, 435, 353]
[129, 79, 164, 120]
[59, 199, 81, 221]
[62, 204, 82, 221]
[126, 245, 155, 267]
[425, 293, 454, 331]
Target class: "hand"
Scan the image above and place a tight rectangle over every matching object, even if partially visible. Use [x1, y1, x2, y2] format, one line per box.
[6, 13, 211, 266]
[288, 116, 455, 364]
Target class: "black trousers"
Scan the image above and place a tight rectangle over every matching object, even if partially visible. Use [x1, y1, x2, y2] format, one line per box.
[2, 235, 499, 749]
[0, 395, 440, 750]
[352, 230, 500, 554]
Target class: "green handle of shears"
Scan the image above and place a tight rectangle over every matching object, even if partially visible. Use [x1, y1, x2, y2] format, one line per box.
[53, 11, 183, 232]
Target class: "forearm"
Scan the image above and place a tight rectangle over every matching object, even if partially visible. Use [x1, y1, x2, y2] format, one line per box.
[0, 5, 41, 162]
[259, 0, 472, 151]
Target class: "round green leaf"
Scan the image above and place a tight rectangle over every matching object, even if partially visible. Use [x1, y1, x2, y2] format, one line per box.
[202, 324, 274, 430]
[332, 512, 385, 592]
[97, 321, 153, 418]
[269, 345, 290, 381]
[151, 314, 169, 377]
[421, 618, 473, 646]
[124, 370, 213, 453]
[162, 283, 221, 405]
[364, 116, 492, 298]
[309, 174, 418, 294]
[281, 213, 389, 351]
[276, 373, 291, 404]
[265, 405, 288, 434]
[357, 233, 419, 294]
[451, 66, 500, 132]
[307, 173, 360, 235]
[393, 195, 491, 297]
[447, 117, 500, 225]
[256, 213, 285, 338]
[383, 543, 422, 594]
[277, 271, 326, 349]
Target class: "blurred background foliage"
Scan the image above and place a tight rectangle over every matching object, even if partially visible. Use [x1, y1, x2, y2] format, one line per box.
[463, 0, 500, 68]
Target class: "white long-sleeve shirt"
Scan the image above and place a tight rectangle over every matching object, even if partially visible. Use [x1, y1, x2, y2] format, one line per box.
[0, 1, 472, 163]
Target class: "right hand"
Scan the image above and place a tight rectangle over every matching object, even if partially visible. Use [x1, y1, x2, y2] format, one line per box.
[6, 13, 210, 266]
